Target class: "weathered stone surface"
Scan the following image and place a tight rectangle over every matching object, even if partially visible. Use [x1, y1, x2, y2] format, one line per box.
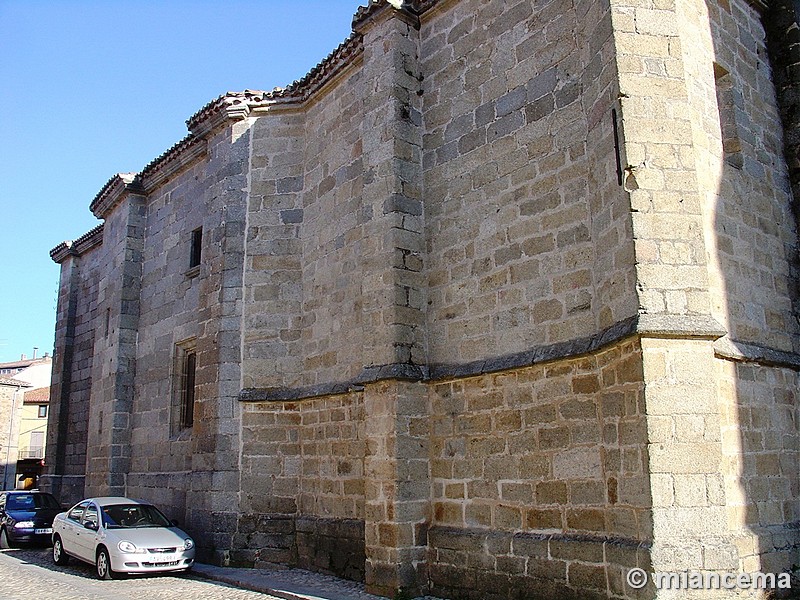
[45, 1, 800, 599]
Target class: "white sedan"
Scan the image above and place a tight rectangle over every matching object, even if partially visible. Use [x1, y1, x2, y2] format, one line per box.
[51, 496, 195, 579]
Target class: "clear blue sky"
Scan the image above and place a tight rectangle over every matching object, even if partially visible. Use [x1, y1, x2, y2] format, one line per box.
[0, 1, 359, 363]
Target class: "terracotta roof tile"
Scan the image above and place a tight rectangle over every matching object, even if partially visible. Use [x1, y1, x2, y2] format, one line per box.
[23, 387, 50, 403]
[139, 134, 206, 191]
[50, 223, 104, 262]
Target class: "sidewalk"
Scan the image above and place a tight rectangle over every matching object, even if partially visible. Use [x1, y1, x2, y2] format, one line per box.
[193, 562, 390, 600]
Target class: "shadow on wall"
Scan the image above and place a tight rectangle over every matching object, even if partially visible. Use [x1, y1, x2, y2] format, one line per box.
[711, 0, 800, 591]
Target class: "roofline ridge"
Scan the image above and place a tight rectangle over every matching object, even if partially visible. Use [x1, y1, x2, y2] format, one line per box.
[50, 223, 104, 263]
[89, 172, 144, 218]
[139, 134, 206, 191]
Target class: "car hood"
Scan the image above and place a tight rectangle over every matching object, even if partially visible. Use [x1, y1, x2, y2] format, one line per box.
[103, 526, 191, 549]
[6, 508, 59, 523]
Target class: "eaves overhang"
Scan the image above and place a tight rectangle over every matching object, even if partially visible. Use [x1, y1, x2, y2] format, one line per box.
[139, 134, 206, 192]
[89, 173, 143, 219]
[0, 377, 32, 388]
[353, 0, 422, 32]
[186, 31, 364, 133]
[50, 223, 104, 264]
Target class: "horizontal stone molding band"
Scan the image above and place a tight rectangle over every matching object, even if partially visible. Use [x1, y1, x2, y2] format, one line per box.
[714, 337, 800, 370]
[428, 525, 653, 552]
[239, 313, 797, 404]
[733, 520, 800, 544]
[239, 363, 428, 402]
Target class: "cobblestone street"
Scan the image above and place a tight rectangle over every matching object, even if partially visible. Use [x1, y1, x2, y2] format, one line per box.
[0, 546, 277, 600]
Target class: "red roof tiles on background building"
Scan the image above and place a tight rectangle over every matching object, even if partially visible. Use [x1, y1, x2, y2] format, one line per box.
[23, 387, 50, 404]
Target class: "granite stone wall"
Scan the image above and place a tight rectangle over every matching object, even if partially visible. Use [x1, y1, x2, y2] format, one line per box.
[46, 0, 800, 598]
[45, 227, 105, 506]
[426, 339, 649, 599]
[238, 392, 366, 579]
[421, 0, 639, 367]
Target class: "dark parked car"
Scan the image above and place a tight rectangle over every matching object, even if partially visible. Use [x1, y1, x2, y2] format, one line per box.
[0, 490, 61, 547]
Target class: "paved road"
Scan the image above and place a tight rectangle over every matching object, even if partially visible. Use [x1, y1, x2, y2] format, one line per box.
[0, 546, 277, 600]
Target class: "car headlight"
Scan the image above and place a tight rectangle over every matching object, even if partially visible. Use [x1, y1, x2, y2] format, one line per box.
[183, 538, 194, 550]
[13, 521, 34, 529]
[118, 541, 138, 553]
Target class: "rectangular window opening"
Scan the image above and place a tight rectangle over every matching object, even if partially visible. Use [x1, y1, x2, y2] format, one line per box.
[189, 227, 202, 269]
[181, 350, 196, 429]
[172, 339, 198, 437]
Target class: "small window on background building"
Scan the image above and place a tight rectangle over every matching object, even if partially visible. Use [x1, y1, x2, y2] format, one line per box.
[38, 405, 47, 418]
[189, 227, 202, 269]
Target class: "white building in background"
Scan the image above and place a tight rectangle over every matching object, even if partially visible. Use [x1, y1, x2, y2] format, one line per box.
[0, 353, 52, 489]
[1, 352, 52, 388]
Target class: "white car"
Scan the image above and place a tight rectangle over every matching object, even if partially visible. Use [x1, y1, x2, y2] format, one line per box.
[52, 496, 195, 579]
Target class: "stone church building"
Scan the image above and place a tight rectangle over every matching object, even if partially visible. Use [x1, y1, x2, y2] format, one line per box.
[47, 0, 800, 597]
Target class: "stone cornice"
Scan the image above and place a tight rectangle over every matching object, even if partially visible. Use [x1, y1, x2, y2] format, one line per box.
[635, 314, 727, 339]
[714, 336, 800, 369]
[186, 90, 272, 137]
[89, 173, 142, 219]
[139, 134, 207, 192]
[353, 0, 422, 32]
[240, 363, 427, 402]
[50, 224, 104, 263]
[280, 33, 364, 103]
[88, 134, 207, 221]
[187, 1, 438, 133]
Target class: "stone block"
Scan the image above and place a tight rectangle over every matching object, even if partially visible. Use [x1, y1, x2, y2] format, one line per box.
[567, 562, 607, 592]
[536, 481, 568, 504]
[552, 447, 602, 480]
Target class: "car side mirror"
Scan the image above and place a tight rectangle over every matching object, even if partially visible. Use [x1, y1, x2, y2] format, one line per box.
[84, 522, 98, 531]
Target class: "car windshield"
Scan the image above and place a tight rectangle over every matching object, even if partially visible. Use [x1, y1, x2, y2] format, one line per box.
[101, 504, 172, 529]
[6, 493, 60, 511]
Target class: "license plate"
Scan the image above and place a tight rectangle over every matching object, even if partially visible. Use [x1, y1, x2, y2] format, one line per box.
[34, 528, 52, 535]
[152, 555, 175, 564]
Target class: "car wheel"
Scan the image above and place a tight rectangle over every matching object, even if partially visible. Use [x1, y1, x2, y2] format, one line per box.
[52, 535, 69, 565]
[0, 527, 14, 549]
[96, 547, 116, 580]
